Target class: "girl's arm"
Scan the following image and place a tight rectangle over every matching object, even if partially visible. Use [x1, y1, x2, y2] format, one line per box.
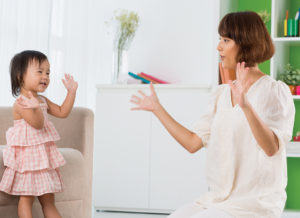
[131, 83, 204, 153]
[15, 92, 44, 129]
[45, 74, 78, 118]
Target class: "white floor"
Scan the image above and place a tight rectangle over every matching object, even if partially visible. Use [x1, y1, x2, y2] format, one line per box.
[94, 210, 300, 218]
[94, 211, 168, 218]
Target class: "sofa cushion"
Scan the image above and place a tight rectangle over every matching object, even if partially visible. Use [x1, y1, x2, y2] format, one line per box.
[0, 146, 84, 205]
[56, 148, 85, 202]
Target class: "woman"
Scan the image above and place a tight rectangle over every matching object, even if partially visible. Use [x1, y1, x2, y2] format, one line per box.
[130, 11, 295, 218]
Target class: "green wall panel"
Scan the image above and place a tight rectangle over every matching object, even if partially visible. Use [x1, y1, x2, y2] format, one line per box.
[286, 158, 300, 209]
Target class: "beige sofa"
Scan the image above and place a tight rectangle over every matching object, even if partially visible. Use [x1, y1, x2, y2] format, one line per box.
[0, 107, 94, 218]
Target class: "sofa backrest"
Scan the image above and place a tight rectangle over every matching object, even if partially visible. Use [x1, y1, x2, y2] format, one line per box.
[0, 107, 94, 154]
[0, 107, 13, 145]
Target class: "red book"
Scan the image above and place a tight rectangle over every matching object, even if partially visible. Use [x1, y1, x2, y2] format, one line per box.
[137, 73, 160, 84]
[140, 72, 169, 84]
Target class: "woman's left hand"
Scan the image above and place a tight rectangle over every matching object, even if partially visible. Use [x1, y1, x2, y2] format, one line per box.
[62, 74, 78, 94]
[229, 62, 251, 108]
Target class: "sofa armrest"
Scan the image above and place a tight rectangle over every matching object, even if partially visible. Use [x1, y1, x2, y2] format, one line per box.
[48, 107, 94, 218]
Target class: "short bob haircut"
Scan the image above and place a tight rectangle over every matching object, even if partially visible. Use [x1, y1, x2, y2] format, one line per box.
[218, 11, 274, 67]
[10, 50, 48, 97]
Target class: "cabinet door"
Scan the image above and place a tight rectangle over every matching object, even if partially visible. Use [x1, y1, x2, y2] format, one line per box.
[149, 89, 210, 210]
[93, 89, 151, 209]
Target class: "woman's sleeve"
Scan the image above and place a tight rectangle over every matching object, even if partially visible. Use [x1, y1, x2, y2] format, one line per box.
[261, 81, 295, 152]
[191, 85, 224, 147]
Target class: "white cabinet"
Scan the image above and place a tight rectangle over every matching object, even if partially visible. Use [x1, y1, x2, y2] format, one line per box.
[93, 84, 211, 213]
[93, 88, 151, 209]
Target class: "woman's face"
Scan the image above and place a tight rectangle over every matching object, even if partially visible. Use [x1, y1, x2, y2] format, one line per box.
[217, 36, 239, 70]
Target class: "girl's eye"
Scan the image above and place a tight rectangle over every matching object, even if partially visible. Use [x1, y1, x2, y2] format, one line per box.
[46, 72, 50, 75]
[224, 39, 229, 42]
[38, 71, 42, 73]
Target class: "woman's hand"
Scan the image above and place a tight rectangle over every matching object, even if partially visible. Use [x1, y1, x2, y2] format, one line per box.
[16, 91, 40, 109]
[229, 62, 251, 108]
[130, 82, 160, 112]
[62, 74, 78, 94]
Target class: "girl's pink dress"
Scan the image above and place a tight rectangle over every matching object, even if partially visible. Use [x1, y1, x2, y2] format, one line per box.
[0, 97, 66, 196]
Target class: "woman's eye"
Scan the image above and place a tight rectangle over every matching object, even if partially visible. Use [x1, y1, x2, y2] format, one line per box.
[46, 72, 50, 75]
[38, 71, 42, 73]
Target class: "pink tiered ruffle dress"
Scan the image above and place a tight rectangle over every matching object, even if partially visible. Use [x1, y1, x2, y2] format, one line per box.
[0, 97, 66, 196]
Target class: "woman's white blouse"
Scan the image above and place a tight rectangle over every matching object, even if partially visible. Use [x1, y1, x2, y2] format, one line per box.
[192, 75, 295, 218]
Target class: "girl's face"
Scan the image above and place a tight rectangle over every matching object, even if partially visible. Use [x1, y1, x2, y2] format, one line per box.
[217, 36, 239, 70]
[21, 59, 50, 96]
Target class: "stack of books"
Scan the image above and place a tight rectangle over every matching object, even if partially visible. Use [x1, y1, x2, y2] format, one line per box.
[128, 72, 169, 84]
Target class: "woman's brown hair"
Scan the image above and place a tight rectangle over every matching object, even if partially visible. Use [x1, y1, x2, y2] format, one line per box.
[218, 11, 274, 67]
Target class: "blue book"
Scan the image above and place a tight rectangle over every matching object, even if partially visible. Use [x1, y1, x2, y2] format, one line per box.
[128, 72, 151, 84]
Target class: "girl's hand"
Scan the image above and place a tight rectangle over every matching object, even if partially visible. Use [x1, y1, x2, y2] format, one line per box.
[16, 91, 40, 109]
[229, 62, 251, 108]
[130, 82, 160, 112]
[62, 74, 78, 94]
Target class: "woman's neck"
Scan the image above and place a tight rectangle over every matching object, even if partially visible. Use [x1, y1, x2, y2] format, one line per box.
[238, 64, 265, 87]
[248, 65, 262, 74]
[245, 64, 264, 78]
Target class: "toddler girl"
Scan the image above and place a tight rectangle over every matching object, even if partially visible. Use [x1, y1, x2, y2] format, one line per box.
[0, 50, 78, 218]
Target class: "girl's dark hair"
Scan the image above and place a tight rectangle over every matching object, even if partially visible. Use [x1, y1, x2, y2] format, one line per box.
[218, 11, 274, 67]
[10, 50, 48, 97]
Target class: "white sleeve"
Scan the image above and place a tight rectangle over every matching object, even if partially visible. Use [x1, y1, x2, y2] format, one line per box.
[261, 81, 295, 152]
[191, 85, 225, 147]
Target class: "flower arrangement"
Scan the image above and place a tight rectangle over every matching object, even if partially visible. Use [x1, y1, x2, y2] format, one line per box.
[114, 10, 139, 52]
[112, 10, 139, 83]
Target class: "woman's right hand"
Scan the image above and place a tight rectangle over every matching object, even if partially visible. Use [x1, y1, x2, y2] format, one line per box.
[130, 82, 160, 112]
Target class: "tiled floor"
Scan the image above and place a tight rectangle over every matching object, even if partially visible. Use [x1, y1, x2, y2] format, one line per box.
[94, 211, 300, 218]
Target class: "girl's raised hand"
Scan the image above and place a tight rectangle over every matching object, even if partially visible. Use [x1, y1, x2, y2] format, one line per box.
[16, 91, 40, 109]
[62, 74, 78, 94]
[130, 82, 160, 112]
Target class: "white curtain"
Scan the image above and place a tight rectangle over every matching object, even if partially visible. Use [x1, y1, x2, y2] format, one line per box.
[0, 0, 98, 109]
[0, 0, 51, 107]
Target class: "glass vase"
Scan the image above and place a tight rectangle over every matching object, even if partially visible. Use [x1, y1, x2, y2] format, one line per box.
[112, 49, 128, 84]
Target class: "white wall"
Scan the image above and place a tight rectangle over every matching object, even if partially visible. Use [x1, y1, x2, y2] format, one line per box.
[96, 0, 220, 85]
[0, 0, 220, 110]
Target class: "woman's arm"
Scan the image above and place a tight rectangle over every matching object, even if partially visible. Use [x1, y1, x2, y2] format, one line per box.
[230, 62, 279, 156]
[45, 74, 78, 118]
[131, 83, 204, 153]
[241, 103, 279, 156]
